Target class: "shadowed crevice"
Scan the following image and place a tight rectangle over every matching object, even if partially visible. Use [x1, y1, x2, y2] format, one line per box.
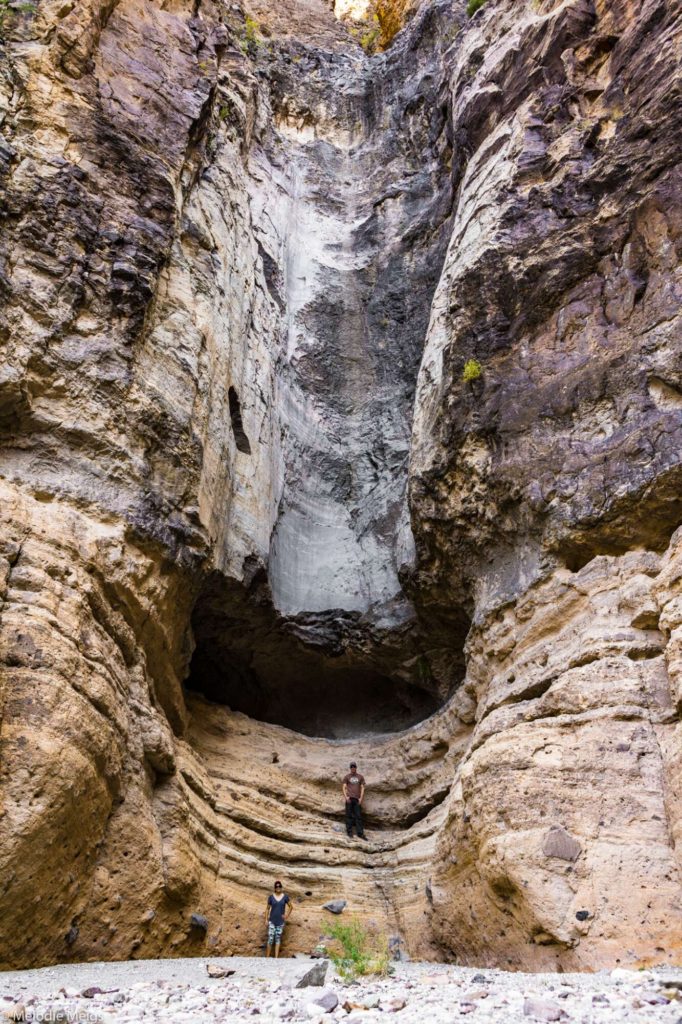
[184, 571, 470, 739]
[228, 386, 252, 455]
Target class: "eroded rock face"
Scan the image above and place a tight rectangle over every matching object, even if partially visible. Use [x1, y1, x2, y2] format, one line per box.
[409, 0, 682, 969]
[431, 546, 682, 968]
[0, 0, 680, 972]
[411, 0, 682, 609]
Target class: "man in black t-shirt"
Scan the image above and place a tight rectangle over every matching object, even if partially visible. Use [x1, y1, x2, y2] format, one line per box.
[342, 761, 367, 840]
[264, 879, 291, 957]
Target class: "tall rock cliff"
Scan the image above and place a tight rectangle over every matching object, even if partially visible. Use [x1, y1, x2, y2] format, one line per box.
[0, 0, 680, 970]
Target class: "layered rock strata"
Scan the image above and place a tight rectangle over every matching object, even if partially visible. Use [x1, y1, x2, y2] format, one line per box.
[0, 0, 680, 973]
[410, 0, 682, 968]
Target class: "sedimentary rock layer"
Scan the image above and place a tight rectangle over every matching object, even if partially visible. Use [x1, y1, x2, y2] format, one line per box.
[0, 0, 680, 972]
[409, 0, 682, 968]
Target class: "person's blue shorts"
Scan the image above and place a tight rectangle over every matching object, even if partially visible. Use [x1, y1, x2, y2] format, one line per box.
[268, 921, 284, 944]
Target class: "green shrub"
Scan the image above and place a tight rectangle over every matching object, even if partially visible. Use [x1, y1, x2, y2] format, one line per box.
[462, 358, 483, 383]
[360, 25, 380, 52]
[240, 14, 260, 52]
[417, 654, 433, 685]
[348, 12, 380, 54]
[327, 918, 392, 982]
[0, 0, 35, 31]
[466, 0, 487, 16]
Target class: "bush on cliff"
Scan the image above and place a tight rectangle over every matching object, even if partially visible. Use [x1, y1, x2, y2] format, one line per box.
[240, 15, 260, 53]
[462, 358, 483, 382]
[0, 0, 34, 32]
[466, 0, 487, 16]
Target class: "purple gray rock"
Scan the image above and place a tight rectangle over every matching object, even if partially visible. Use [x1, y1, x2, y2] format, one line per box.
[305, 988, 339, 1014]
[523, 997, 566, 1022]
[322, 901, 347, 916]
[293, 961, 329, 989]
[542, 827, 582, 863]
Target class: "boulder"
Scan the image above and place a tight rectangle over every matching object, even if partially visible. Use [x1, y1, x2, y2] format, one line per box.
[322, 900, 346, 915]
[293, 961, 329, 988]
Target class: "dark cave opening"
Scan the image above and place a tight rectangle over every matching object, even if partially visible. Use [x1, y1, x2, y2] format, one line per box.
[228, 386, 252, 455]
[186, 651, 439, 737]
[184, 572, 466, 739]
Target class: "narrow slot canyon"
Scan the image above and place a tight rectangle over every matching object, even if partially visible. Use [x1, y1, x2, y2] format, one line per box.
[0, 0, 681, 982]
[174, 0, 472, 958]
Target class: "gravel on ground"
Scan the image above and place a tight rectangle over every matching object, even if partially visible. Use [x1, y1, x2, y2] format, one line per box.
[1, 957, 681, 1023]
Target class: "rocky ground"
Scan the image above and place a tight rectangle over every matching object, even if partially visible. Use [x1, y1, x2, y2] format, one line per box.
[1, 958, 681, 1024]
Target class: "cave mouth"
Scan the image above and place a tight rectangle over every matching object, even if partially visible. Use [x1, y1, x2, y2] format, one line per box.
[186, 653, 440, 738]
[184, 572, 466, 739]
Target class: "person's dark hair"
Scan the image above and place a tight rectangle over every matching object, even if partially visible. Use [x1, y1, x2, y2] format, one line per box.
[274, 880, 282, 888]
[350, 761, 357, 768]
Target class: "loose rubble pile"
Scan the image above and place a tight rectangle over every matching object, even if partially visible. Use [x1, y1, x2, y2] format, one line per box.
[1, 959, 681, 1024]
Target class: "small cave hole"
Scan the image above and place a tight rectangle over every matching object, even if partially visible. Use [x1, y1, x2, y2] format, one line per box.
[228, 386, 252, 455]
[490, 876, 517, 902]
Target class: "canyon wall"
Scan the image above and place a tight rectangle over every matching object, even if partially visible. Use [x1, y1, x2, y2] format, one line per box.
[410, 0, 682, 967]
[0, 0, 680, 971]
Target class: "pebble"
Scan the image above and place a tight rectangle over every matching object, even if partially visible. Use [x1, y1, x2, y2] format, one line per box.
[306, 987, 339, 1013]
[640, 990, 670, 1005]
[381, 997, 406, 1011]
[523, 996, 565, 1020]
[1, 958, 680, 1024]
[2, 1005, 25, 1022]
[206, 964, 235, 979]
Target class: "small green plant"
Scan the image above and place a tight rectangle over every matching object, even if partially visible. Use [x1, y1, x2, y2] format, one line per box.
[240, 13, 260, 51]
[327, 918, 392, 981]
[358, 13, 380, 53]
[0, 0, 35, 32]
[417, 654, 433, 685]
[360, 25, 380, 51]
[466, 0, 487, 16]
[347, 12, 380, 54]
[462, 358, 483, 383]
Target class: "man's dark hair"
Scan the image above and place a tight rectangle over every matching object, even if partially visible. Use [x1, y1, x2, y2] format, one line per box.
[274, 880, 282, 888]
[350, 762, 357, 768]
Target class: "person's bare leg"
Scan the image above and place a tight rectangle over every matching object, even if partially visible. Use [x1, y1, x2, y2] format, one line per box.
[274, 941, 281, 959]
[266, 943, 272, 957]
